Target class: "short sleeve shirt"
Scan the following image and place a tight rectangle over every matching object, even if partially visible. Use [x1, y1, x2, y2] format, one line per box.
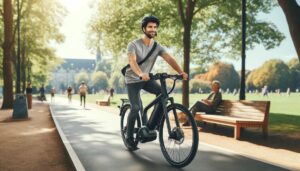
[125, 39, 166, 84]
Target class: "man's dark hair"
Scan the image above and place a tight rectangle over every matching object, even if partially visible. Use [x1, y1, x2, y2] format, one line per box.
[141, 15, 160, 30]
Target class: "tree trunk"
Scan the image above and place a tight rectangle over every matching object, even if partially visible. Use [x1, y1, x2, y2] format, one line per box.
[2, 0, 14, 109]
[182, 25, 191, 108]
[278, 0, 300, 61]
[177, 0, 195, 108]
[21, 44, 26, 92]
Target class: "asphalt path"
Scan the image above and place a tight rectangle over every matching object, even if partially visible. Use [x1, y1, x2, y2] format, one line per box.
[50, 97, 289, 171]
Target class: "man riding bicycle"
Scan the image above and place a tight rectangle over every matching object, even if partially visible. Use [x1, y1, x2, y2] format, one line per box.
[124, 15, 188, 151]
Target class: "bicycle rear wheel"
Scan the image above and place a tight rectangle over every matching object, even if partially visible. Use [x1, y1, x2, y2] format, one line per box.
[159, 103, 199, 168]
[120, 104, 141, 149]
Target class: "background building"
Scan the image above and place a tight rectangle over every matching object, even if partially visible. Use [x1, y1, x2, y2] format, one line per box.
[50, 58, 96, 94]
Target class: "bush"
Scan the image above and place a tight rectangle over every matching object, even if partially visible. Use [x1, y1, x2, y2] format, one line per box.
[189, 79, 210, 93]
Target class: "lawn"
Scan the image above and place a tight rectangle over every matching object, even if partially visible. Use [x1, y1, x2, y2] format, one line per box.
[57, 92, 300, 133]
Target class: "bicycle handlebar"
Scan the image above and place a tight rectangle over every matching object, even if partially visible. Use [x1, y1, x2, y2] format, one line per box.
[139, 73, 183, 81]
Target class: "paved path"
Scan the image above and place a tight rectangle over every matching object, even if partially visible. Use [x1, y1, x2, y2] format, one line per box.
[50, 97, 289, 171]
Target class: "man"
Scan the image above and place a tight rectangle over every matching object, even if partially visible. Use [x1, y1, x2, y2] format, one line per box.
[39, 84, 46, 102]
[183, 80, 222, 126]
[124, 15, 188, 151]
[67, 86, 73, 103]
[79, 81, 88, 108]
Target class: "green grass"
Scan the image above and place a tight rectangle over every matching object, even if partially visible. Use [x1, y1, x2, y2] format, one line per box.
[57, 92, 300, 133]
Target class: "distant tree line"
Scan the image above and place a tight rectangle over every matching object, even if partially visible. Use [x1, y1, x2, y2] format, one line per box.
[192, 58, 300, 93]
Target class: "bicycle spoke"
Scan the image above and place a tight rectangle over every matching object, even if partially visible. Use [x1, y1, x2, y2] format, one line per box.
[159, 103, 198, 167]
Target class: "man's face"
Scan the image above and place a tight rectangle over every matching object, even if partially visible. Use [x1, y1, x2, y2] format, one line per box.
[143, 22, 158, 38]
[211, 83, 220, 92]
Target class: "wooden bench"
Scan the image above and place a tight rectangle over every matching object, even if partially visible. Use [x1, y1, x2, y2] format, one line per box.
[194, 100, 270, 140]
[96, 95, 110, 106]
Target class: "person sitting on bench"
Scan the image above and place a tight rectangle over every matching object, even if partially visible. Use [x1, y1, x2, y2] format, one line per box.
[184, 80, 222, 126]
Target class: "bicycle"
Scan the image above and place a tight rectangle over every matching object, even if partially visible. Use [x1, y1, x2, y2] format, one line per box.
[119, 73, 199, 168]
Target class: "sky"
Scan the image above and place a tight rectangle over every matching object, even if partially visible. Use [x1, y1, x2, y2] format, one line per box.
[53, 0, 298, 71]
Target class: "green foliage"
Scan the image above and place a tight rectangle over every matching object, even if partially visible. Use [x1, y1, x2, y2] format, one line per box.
[287, 58, 300, 90]
[2, 0, 66, 86]
[246, 59, 291, 91]
[109, 71, 125, 93]
[95, 59, 112, 77]
[195, 62, 240, 90]
[75, 71, 89, 86]
[87, 0, 284, 69]
[91, 71, 108, 91]
[189, 79, 210, 93]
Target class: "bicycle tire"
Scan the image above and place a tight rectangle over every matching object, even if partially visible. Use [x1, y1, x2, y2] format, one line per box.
[158, 103, 199, 168]
[120, 104, 141, 149]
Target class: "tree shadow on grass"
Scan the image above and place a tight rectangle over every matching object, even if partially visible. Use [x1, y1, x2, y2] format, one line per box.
[197, 113, 300, 153]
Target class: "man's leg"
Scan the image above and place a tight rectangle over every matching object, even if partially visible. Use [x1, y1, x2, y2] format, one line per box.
[126, 82, 144, 150]
[80, 95, 82, 106]
[143, 80, 162, 130]
[83, 94, 86, 108]
[184, 101, 213, 126]
[190, 101, 213, 116]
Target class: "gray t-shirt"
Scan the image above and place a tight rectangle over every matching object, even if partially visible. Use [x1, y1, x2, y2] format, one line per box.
[125, 39, 166, 84]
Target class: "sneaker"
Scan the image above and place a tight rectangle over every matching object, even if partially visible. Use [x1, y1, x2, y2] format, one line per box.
[125, 138, 139, 151]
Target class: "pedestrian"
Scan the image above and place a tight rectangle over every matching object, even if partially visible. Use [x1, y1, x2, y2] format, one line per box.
[79, 81, 88, 108]
[67, 86, 73, 103]
[110, 88, 114, 98]
[39, 84, 46, 102]
[51, 88, 56, 102]
[287, 87, 290, 96]
[262, 85, 268, 97]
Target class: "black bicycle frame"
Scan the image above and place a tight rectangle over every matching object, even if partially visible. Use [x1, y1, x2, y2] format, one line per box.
[142, 77, 179, 135]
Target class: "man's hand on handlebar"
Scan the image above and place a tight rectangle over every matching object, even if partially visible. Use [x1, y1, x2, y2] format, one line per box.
[180, 72, 188, 80]
[139, 73, 150, 81]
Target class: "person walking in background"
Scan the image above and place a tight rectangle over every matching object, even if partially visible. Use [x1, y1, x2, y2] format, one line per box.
[262, 85, 268, 97]
[79, 81, 88, 108]
[26, 83, 33, 109]
[67, 86, 73, 103]
[287, 87, 291, 96]
[50, 88, 56, 102]
[110, 88, 114, 98]
[39, 84, 46, 102]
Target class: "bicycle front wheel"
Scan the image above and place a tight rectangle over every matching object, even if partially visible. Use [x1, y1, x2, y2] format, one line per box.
[159, 103, 199, 168]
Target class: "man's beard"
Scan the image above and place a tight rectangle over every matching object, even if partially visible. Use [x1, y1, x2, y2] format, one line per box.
[144, 31, 157, 39]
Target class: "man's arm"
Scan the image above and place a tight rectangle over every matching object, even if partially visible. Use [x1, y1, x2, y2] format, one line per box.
[128, 52, 150, 81]
[161, 53, 188, 80]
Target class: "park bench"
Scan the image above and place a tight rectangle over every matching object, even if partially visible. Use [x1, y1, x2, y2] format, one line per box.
[194, 100, 270, 140]
[96, 95, 111, 106]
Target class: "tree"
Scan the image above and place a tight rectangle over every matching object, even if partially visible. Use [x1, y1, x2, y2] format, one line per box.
[194, 62, 240, 91]
[95, 59, 112, 77]
[288, 58, 300, 90]
[278, 0, 300, 61]
[246, 59, 290, 91]
[88, 0, 284, 107]
[1, 0, 14, 109]
[91, 71, 109, 91]
[189, 79, 210, 93]
[74, 71, 89, 87]
[109, 72, 125, 93]
[15, 0, 66, 89]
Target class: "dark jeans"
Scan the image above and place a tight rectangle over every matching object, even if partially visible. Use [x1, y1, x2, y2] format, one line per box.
[126, 80, 162, 139]
[80, 93, 86, 107]
[190, 101, 214, 116]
